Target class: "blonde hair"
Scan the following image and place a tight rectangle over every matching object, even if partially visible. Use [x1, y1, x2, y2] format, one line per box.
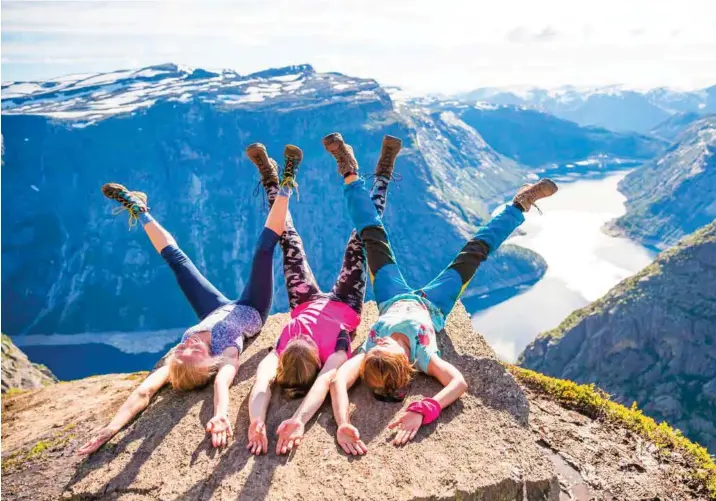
[275, 339, 321, 399]
[360, 350, 416, 395]
[167, 351, 223, 391]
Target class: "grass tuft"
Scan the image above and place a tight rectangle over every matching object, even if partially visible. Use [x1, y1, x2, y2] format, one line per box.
[507, 364, 716, 498]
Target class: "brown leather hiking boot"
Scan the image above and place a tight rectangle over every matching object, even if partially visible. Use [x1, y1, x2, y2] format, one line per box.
[375, 135, 402, 179]
[322, 132, 358, 177]
[281, 144, 303, 189]
[101, 183, 149, 227]
[512, 179, 558, 212]
[101, 183, 149, 213]
[246, 143, 279, 188]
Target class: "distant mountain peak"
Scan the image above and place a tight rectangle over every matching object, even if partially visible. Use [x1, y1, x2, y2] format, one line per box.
[1, 62, 381, 124]
[246, 64, 315, 79]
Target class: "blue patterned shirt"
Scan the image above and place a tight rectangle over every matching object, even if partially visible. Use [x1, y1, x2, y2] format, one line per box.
[182, 303, 263, 355]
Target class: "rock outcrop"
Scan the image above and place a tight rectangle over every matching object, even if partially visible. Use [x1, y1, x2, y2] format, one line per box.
[520, 221, 716, 452]
[1, 333, 57, 393]
[3, 302, 713, 500]
[605, 115, 716, 248]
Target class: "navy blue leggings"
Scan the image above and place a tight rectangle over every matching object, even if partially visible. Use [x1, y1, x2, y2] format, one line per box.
[160, 227, 279, 323]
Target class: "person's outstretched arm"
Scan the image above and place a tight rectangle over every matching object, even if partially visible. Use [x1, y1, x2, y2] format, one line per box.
[247, 351, 279, 455]
[206, 350, 240, 448]
[275, 350, 349, 455]
[329, 352, 367, 455]
[388, 356, 467, 445]
[77, 365, 170, 455]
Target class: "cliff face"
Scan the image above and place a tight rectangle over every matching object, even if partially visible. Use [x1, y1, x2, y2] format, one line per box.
[2, 302, 713, 501]
[1, 333, 57, 393]
[1, 64, 545, 339]
[520, 221, 716, 452]
[605, 116, 716, 248]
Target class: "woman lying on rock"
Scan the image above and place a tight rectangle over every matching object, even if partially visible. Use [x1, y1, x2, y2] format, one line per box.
[77, 145, 302, 455]
[323, 132, 558, 454]
[246, 137, 399, 456]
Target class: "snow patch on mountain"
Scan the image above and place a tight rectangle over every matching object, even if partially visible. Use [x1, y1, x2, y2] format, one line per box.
[2, 63, 384, 124]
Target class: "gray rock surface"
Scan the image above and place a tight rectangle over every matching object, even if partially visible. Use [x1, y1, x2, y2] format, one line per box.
[1, 333, 57, 393]
[2, 302, 560, 501]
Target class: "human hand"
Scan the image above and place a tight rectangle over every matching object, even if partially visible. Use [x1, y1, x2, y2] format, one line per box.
[276, 418, 305, 455]
[247, 419, 268, 455]
[336, 423, 367, 455]
[77, 427, 116, 455]
[388, 411, 423, 445]
[206, 414, 233, 448]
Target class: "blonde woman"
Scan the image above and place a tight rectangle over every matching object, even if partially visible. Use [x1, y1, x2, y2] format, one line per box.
[77, 145, 301, 454]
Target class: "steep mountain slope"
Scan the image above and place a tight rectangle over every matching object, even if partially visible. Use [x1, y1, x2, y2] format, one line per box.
[460, 85, 716, 133]
[650, 111, 704, 142]
[417, 101, 663, 168]
[1, 334, 57, 393]
[520, 221, 716, 452]
[605, 115, 716, 248]
[1, 63, 543, 341]
[2, 303, 713, 500]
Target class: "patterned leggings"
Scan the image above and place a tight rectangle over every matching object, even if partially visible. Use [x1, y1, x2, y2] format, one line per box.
[266, 178, 389, 314]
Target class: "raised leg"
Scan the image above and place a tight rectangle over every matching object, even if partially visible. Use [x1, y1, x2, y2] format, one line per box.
[330, 177, 390, 313]
[148, 218, 232, 321]
[236, 192, 290, 323]
[101, 182, 231, 321]
[420, 204, 525, 316]
[343, 177, 412, 304]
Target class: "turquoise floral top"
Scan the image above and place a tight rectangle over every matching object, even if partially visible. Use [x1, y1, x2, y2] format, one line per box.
[358, 293, 443, 373]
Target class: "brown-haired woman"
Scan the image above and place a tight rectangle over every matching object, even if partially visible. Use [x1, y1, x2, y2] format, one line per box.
[246, 137, 399, 456]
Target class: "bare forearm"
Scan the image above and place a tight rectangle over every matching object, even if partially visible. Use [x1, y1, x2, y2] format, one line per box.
[249, 381, 272, 423]
[294, 378, 331, 425]
[432, 377, 467, 410]
[106, 392, 151, 432]
[213, 381, 230, 417]
[330, 380, 352, 426]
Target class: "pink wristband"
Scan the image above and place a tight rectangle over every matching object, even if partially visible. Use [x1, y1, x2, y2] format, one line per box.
[406, 398, 442, 425]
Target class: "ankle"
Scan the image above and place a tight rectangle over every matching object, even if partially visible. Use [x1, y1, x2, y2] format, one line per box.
[344, 173, 360, 185]
[511, 201, 525, 213]
[278, 185, 293, 198]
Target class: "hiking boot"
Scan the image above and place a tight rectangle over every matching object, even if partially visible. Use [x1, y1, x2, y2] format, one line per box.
[375, 135, 402, 179]
[101, 183, 149, 227]
[246, 143, 279, 188]
[323, 132, 358, 177]
[281, 144, 303, 189]
[512, 179, 558, 213]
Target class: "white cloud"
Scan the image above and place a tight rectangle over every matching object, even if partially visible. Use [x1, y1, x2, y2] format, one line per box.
[2, 0, 715, 91]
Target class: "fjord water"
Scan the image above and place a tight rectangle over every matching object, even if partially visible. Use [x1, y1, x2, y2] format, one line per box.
[465, 171, 656, 362]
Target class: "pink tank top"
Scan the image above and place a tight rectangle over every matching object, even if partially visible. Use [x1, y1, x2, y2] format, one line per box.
[275, 297, 360, 364]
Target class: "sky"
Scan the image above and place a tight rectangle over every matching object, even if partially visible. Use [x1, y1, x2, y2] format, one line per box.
[2, 0, 716, 93]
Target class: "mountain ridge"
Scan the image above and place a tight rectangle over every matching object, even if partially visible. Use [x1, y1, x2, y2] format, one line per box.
[520, 220, 716, 452]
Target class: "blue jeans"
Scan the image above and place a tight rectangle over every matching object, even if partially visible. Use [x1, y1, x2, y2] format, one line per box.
[344, 178, 525, 316]
[160, 227, 279, 323]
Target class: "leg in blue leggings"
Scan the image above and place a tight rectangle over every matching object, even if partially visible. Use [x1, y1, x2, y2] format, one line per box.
[159, 244, 232, 321]
[343, 178, 412, 305]
[419, 204, 525, 316]
[236, 227, 280, 323]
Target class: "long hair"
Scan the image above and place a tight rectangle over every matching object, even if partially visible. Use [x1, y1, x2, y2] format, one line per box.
[275, 339, 321, 399]
[166, 348, 225, 391]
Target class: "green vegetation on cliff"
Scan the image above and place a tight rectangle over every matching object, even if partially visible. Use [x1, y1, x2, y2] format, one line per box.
[508, 365, 716, 498]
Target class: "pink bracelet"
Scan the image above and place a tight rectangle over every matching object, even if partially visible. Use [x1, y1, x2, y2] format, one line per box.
[406, 398, 442, 424]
